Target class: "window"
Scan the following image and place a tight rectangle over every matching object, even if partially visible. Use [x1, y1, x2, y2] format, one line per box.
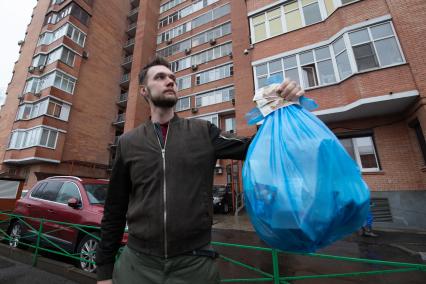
[253, 21, 403, 89]
[332, 36, 352, 80]
[37, 23, 86, 47]
[160, 0, 185, 13]
[176, 76, 191, 91]
[340, 136, 380, 171]
[32, 54, 47, 67]
[157, 39, 191, 57]
[284, 1, 302, 31]
[175, 97, 190, 112]
[157, 4, 230, 44]
[409, 119, 426, 164]
[315, 46, 336, 84]
[8, 127, 60, 150]
[16, 98, 70, 121]
[158, 0, 219, 28]
[60, 47, 75, 66]
[302, 0, 322, 25]
[53, 71, 77, 93]
[300, 51, 318, 87]
[195, 64, 233, 85]
[195, 86, 234, 107]
[349, 23, 403, 71]
[24, 71, 76, 94]
[324, 0, 336, 16]
[252, 14, 267, 42]
[39, 181, 63, 201]
[224, 117, 236, 133]
[191, 43, 232, 65]
[31, 182, 47, 199]
[193, 22, 231, 48]
[197, 114, 219, 126]
[56, 182, 80, 204]
[250, 0, 365, 43]
[44, 3, 89, 26]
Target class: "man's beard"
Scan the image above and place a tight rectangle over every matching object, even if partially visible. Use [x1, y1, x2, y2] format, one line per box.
[147, 88, 177, 108]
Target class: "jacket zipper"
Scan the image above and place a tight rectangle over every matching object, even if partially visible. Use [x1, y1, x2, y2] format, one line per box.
[153, 123, 170, 258]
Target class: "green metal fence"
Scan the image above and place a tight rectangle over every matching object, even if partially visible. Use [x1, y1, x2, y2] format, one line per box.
[1, 211, 425, 283]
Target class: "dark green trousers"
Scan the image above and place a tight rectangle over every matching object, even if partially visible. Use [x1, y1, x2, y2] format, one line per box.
[112, 246, 220, 284]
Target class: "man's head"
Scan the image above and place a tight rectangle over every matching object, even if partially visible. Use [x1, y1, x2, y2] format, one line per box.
[139, 56, 178, 108]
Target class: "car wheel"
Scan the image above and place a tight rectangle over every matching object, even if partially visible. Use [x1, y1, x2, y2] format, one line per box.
[77, 233, 99, 273]
[8, 221, 23, 248]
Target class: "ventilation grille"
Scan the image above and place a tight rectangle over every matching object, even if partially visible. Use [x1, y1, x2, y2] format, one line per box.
[371, 197, 393, 222]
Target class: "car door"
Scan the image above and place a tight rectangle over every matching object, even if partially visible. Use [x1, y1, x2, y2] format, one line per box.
[17, 182, 47, 238]
[33, 180, 63, 244]
[45, 181, 83, 251]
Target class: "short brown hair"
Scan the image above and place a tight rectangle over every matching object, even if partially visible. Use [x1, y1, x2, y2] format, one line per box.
[139, 56, 171, 85]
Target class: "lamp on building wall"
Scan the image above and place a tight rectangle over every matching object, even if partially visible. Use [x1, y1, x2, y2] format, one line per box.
[243, 44, 254, 55]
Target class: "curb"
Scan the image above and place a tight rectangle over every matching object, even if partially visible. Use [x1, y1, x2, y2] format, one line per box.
[0, 242, 96, 284]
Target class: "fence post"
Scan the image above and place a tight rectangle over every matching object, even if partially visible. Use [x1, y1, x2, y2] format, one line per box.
[32, 219, 44, 266]
[272, 249, 280, 284]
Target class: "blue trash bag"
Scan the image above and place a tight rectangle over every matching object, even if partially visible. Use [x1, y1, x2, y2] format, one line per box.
[242, 93, 370, 252]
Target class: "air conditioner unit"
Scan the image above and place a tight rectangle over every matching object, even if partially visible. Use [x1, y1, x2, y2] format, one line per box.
[209, 38, 216, 45]
[166, 39, 173, 45]
[82, 51, 89, 59]
[184, 48, 191, 55]
[191, 64, 198, 71]
[34, 92, 42, 97]
[37, 65, 45, 71]
[28, 66, 36, 73]
[191, 107, 198, 114]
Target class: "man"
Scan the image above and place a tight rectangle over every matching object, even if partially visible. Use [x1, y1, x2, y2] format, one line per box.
[96, 56, 304, 284]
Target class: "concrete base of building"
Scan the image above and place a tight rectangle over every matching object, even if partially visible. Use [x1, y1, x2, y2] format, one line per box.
[371, 190, 426, 231]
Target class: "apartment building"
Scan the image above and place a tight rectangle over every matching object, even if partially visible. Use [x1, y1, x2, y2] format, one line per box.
[0, 0, 425, 229]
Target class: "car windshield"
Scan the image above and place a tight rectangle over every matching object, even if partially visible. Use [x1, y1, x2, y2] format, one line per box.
[83, 183, 108, 204]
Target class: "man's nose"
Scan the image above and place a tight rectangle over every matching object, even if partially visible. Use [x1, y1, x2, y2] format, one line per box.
[165, 77, 175, 86]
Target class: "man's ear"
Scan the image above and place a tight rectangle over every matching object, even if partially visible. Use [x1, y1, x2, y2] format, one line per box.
[140, 85, 147, 97]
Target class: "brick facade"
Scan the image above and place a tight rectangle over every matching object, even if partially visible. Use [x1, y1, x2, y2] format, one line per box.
[0, 0, 425, 227]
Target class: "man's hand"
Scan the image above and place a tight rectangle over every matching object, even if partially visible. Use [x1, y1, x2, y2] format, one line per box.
[275, 79, 305, 102]
[97, 280, 112, 284]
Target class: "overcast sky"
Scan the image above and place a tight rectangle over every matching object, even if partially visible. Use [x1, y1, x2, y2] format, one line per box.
[0, 0, 38, 108]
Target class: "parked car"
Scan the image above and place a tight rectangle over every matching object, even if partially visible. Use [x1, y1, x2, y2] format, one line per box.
[7, 176, 127, 273]
[213, 185, 233, 213]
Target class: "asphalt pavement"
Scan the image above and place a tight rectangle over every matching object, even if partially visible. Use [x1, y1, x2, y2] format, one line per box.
[0, 212, 425, 283]
[0, 254, 78, 284]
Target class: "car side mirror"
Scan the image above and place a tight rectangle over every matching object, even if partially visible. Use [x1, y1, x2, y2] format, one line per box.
[68, 197, 80, 209]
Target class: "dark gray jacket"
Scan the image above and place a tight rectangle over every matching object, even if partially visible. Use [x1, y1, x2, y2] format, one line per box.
[96, 115, 250, 280]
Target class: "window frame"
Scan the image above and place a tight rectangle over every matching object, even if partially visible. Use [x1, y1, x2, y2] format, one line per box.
[339, 134, 381, 172]
[253, 20, 405, 90]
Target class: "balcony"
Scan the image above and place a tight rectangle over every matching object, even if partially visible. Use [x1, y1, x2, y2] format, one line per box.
[113, 113, 126, 128]
[117, 92, 128, 107]
[122, 55, 133, 70]
[127, 22, 137, 36]
[109, 135, 122, 148]
[128, 7, 139, 22]
[124, 38, 135, 53]
[120, 73, 130, 88]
